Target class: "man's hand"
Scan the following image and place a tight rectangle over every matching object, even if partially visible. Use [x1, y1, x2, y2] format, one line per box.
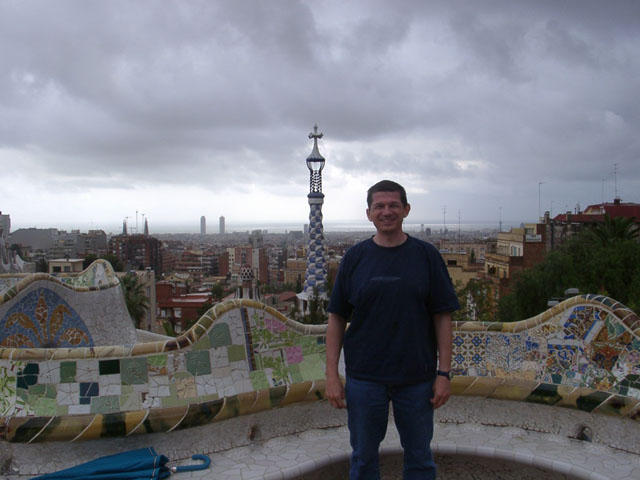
[430, 375, 451, 409]
[325, 313, 347, 409]
[326, 375, 346, 409]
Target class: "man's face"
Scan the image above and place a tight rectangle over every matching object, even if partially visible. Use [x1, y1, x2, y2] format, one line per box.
[366, 191, 411, 235]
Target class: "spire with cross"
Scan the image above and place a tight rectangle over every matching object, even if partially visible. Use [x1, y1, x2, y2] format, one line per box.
[299, 124, 328, 307]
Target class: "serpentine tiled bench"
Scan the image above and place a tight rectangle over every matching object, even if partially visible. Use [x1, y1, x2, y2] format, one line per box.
[0, 289, 638, 449]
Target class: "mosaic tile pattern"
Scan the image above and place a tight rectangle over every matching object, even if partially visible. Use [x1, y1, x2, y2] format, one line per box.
[0, 288, 93, 348]
[0, 261, 135, 347]
[0, 259, 120, 301]
[0, 294, 638, 443]
[0, 299, 327, 442]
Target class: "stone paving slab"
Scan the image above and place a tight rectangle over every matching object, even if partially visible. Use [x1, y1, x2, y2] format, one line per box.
[6, 422, 639, 480]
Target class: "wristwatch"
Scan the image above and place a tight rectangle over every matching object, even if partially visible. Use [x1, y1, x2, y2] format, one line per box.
[436, 370, 452, 380]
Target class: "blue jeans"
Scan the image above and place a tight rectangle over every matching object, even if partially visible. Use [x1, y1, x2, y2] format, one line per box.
[345, 376, 436, 480]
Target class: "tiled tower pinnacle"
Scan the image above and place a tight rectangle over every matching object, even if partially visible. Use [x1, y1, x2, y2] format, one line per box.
[302, 124, 328, 299]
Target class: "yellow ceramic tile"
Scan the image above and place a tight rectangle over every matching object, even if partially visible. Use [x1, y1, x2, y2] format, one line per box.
[489, 379, 537, 401]
[462, 377, 504, 397]
[280, 381, 313, 407]
[247, 388, 272, 415]
[130, 342, 163, 356]
[74, 415, 103, 441]
[235, 391, 258, 415]
[450, 376, 475, 395]
[37, 415, 95, 442]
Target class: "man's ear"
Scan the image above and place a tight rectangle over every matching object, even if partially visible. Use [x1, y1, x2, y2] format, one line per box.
[403, 203, 411, 217]
[366, 208, 371, 221]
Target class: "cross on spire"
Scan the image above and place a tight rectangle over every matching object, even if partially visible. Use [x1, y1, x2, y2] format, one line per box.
[309, 124, 323, 146]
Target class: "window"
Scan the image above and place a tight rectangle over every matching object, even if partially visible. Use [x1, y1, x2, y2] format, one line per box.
[52, 266, 62, 273]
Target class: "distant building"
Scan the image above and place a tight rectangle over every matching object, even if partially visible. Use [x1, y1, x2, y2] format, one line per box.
[156, 283, 211, 333]
[109, 234, 162, 274]
[544, 198, 640, 249]
[249, 230, 263, 248]
[200, 216, 206, 235]
[9, 228, 59, 251]
[219, 216, 225, 235]
[484, 223, 547, 300]
[0, 211, 10, 240]
[49, 258, 84, 274]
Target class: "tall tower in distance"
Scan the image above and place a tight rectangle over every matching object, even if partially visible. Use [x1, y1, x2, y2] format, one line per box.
[301, 124, 328, 303]
[200, 216, 206, 235]
[219, 216, 225, 235]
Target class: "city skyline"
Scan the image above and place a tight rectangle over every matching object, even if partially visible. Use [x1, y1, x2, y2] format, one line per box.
[1, 1, 639, 231]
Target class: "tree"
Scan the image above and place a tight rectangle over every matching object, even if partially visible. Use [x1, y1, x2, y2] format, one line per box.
[120, 274, 150, 329]
[588, 215, 639, 247]
[210, 283, 226, 302]
[453, 277, 495, 322]
[497, 229, 640, 321]
[83, 254, 123, 271]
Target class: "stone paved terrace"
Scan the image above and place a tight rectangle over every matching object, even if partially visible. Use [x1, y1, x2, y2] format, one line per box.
[3, 400, 640, 479]
[1, 264, 640, 478]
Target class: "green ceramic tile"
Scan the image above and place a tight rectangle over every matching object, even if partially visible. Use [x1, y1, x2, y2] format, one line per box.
[298, 353, 325, 381]
[120, 358, 148, 385]
[161, 396, 189, 408]
[289, 364, 303, 383]
[33, 397, 57, 417]
[60, 362, 76, 383]
[250, 371, 269, 390]
[298, 336, 321, 355]
[199, 393, 219, 403]
[91, 396, 121, 414]
[56, 405, 69, 416]
[210, 323, 232, 347]
[227, 345, 246, 362]
[120, 393, 143, 412]
[186, 351, 211, 376]
[191, 335, 211, 351]
[29, 384, 45, 396]
[121, 385, 134, 394]
[147, 355, 167, 368]
[269, 385, 287, 407]
[45, 384, 57, 399]
[525, 384, 561, 406]
[575, 391, 610, 413]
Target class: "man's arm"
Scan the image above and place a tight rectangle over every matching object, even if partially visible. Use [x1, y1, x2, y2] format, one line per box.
[325, 312, 347, 409]
[431, 311, 453, 409]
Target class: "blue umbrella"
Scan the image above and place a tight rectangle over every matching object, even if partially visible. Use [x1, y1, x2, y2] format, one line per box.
[31, 447, 211, 480]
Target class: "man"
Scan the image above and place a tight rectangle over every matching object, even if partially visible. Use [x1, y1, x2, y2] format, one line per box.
[325, 180, 459, 480]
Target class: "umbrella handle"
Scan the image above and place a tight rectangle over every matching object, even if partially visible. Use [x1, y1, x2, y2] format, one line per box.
[172, 454, 211, 472]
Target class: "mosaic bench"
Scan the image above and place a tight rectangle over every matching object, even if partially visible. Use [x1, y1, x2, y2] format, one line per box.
[0, 292, 638, 443]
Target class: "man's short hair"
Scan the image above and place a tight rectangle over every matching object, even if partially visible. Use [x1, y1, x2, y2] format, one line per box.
[367, 180, 408, 207]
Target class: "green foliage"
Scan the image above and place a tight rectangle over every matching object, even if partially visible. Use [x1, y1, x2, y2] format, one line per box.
[261, 282, 297, 294]
[210, 283, 226, 302]
[162, 320, 177, 337]
[453, 277, 495, 322]
[587, 215, 639, 247]
[120, 274, 150, 329]
[497, 228, 640, 321]
[83, 254, 124, 271]
[35, 258, 48, 273]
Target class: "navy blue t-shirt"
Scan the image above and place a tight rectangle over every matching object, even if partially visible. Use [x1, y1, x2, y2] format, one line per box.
[328, 235, 460, 384]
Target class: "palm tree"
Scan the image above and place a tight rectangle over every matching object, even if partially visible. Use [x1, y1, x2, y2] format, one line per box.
[589, 215, 639, 247]
[120, 274, 150, 329]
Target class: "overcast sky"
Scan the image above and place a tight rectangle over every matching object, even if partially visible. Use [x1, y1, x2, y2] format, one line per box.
[1, 0, 639, 233]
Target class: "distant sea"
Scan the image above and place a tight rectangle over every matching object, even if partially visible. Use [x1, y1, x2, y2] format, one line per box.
[12, 220, 524, 235]
[115, 220, 522, 235]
